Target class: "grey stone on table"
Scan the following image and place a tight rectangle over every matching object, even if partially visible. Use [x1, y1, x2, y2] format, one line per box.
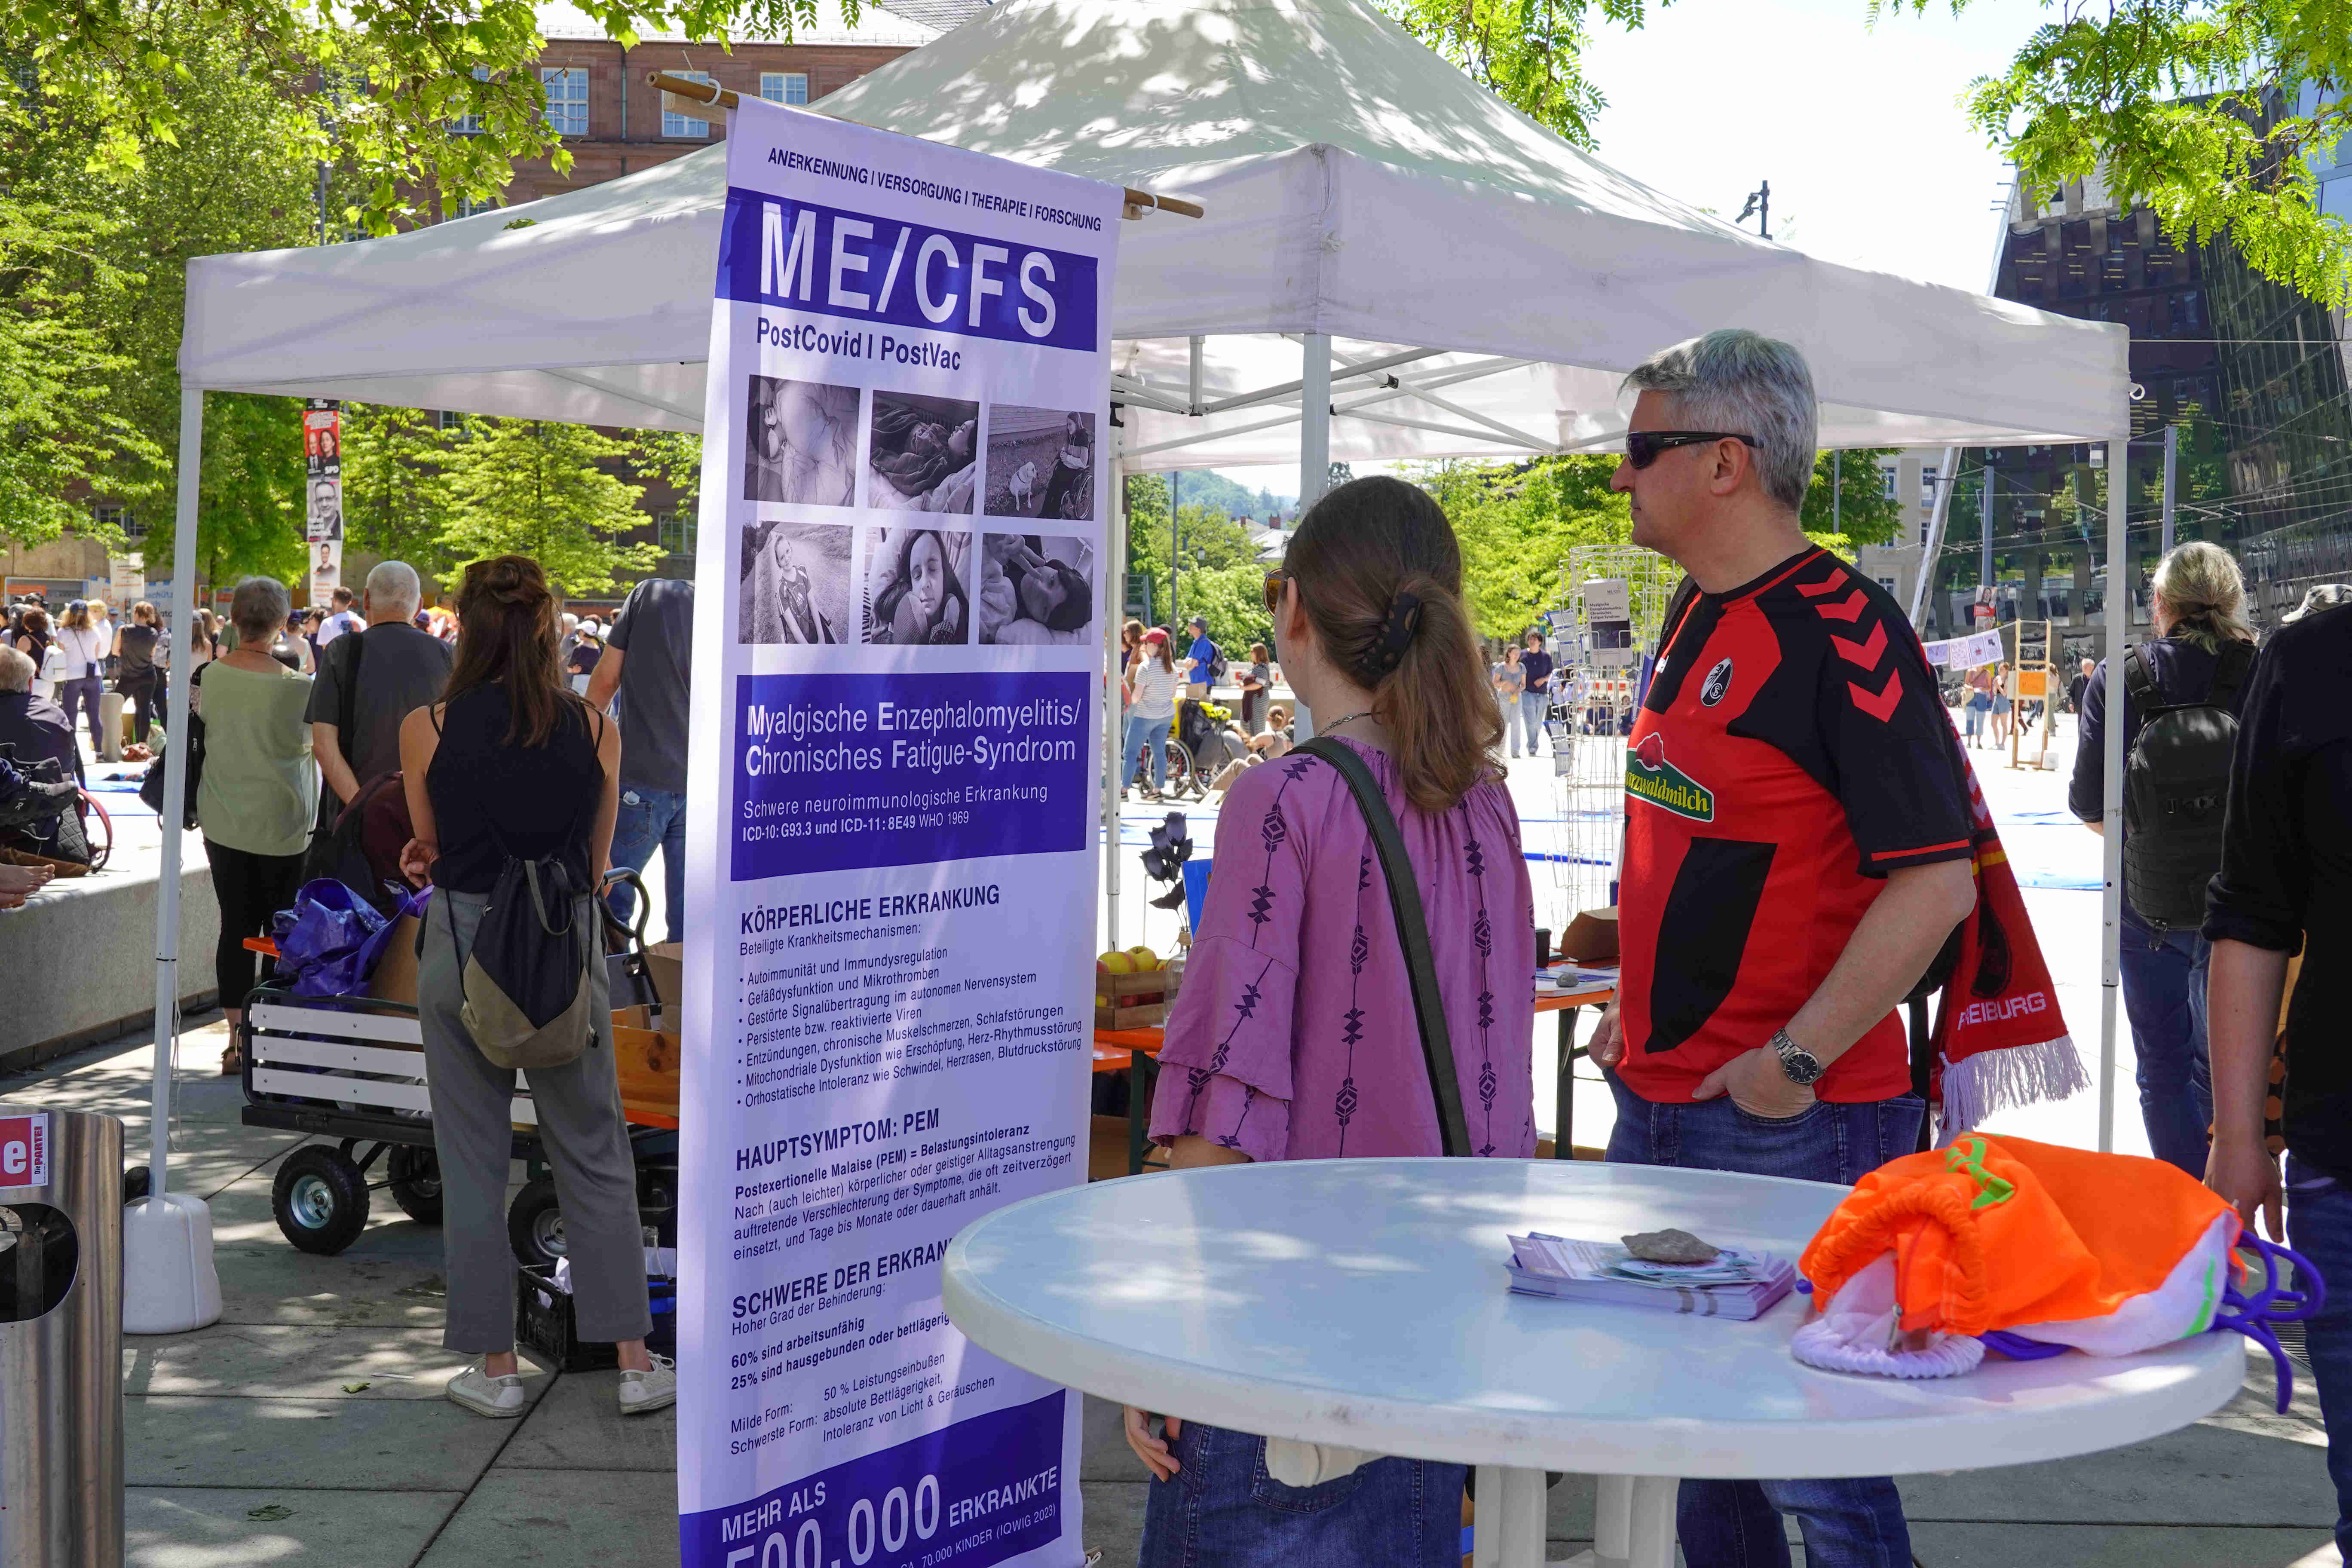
[1909, 1522, 2338, 1568]
[497, 1367, 676, 1472]
[128, 1392, 540, 1489]
[125, 1324, 471, 1401]
[413, 1467, 680, 1566]
[128, 1485, 462, 1568]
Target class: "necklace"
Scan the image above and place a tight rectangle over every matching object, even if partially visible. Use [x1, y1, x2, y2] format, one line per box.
[1317, 708, 1375, 734]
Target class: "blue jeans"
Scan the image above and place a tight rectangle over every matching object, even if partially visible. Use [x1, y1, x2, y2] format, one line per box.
[607, 786, 686, 944]
[1963, 693, 1988, 739]
[1122, 712, 1167, 791]
[2118, 910, 2213, 1176]
[2289, 1157, 2352, 1562]
[56, 674, 104, 751]
[1516, 690, 1549, 756]
[1139, 1418, 1463, 1568]
[1606, 1073, 1920, 1568]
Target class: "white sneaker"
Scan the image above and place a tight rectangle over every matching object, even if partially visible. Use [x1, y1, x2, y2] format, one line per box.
[618, 1352, 677, 1415]
[447, 1360, 528, 1419]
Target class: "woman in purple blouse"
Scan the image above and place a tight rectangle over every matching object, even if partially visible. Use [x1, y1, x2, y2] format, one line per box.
[1127, 476, 1536, 1566]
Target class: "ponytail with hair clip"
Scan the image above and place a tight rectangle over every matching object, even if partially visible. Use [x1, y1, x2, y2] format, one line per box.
[1358, 591, 1423, 682]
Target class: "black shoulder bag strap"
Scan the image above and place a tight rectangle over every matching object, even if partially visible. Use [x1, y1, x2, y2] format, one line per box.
[2206, 638, 2257, 709]
[1293, 736, 1473, 1158]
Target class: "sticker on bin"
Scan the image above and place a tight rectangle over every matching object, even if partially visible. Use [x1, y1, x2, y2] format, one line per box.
[0, 1112, 51, 1187]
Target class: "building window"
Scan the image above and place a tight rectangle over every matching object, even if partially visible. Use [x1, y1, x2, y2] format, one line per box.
[1879, 467, 1899, 502]
[1920, 466, 1939, 505]
[1875, 576, 1898, 597]
[453, 195, 497, 218]
[436, 410, 465, 432]
[542, 67, 588, 136]
[453, 64, 490, 134]
[663, 71, 714, 137]
[658, 511, 697, 557]
[92, 502, 143, 539]
[760, 72, 809, 106]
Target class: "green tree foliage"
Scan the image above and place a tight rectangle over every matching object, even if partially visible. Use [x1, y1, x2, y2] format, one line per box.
[341, 404, 452, 571]
[1890, 0, 2352, 306]
[1118, 472, 1277, 657]
[435, 417, 661, 595]
[1800, 449, 1904, 547]
[9, 0, 860, 233]
[5, 12, 330, 576]
[627, 431, 704, 513]
[1415, 455, 1632, 638]
[1377, 0, 1655, 147]
[0, 198, 151, 548]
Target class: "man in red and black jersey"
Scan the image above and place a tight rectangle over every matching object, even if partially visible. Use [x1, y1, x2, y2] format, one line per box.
[1587, 331, 1978, 1568]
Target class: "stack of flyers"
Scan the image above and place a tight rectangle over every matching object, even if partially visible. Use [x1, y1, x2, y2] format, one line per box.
[1504, 1231, 1796, 1320]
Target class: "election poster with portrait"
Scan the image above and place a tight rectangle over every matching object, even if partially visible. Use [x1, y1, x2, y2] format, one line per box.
[675, 95, 1118, 1568]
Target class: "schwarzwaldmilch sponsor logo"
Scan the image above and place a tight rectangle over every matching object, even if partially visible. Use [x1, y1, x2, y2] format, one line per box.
[1626, 732, 1715, 822]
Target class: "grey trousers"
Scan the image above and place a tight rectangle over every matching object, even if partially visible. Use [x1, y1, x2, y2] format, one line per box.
[418, 888, 652, 1353]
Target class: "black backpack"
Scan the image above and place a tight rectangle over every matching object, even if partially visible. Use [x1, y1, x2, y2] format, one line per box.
[450, 844, 597, 1071]
[2121, 640, 2256, 928]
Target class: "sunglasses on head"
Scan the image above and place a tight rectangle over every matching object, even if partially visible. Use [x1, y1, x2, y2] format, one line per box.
[1624, 430, 1761, 469]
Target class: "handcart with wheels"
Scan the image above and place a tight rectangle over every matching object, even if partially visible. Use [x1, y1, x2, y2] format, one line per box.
[236, 872, 680, 1267]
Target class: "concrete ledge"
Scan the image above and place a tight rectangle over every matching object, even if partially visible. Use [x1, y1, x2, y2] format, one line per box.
[0, 859, 219, 1072]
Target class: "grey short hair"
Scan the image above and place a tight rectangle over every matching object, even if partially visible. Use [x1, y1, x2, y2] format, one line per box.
[230, 576, 291, 644]
[1621, 329, 1819, 511]
[0, 646, 31, 693]
[365, 560, 423, 617]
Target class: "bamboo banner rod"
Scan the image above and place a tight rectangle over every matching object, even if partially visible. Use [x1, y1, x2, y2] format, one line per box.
[646, 70, 1206, 219]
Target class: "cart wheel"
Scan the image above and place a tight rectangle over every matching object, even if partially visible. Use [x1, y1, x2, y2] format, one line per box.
[386, 1146, 444, 1225]
[507, 1179, 566, 1267]
[273, 1146, 371, 1255]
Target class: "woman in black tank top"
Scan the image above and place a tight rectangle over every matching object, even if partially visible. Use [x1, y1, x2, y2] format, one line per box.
[397, 556, 673, 1419]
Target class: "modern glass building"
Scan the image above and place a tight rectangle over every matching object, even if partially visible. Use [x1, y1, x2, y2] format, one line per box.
[1926, 147, 2352, 642]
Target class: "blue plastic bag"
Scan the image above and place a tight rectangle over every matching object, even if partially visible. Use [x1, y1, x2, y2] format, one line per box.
[270, 879, 388, 998]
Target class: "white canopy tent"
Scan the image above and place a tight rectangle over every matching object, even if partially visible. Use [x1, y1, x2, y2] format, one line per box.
[141, 0, 2138, 1328]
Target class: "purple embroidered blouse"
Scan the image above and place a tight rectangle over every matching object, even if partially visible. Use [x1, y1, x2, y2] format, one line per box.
[1148, 737, 1538, 1164]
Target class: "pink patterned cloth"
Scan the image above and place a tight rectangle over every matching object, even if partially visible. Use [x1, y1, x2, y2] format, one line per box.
[1148, 737, 1538, 1164]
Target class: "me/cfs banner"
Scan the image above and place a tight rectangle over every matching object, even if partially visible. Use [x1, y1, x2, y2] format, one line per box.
[677, 96, 1118, 1568]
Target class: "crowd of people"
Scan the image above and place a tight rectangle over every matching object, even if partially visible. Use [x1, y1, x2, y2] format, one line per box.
[10, 331, 2352, 1562]
[2, 558, 698, 1423]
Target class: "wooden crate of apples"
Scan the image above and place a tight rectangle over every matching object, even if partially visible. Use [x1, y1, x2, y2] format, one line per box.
[1096, 946, 1181, 1029]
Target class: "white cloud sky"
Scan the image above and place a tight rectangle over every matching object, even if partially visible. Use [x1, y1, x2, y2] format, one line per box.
[1212, 0, 2052, 496]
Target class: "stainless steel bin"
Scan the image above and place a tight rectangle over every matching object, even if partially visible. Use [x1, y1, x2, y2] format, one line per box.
[0, 1104, 123, 1568]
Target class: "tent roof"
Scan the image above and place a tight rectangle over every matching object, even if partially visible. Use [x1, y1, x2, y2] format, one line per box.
[179, 0, 2128, 462]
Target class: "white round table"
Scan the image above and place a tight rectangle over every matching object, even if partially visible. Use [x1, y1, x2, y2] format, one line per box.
[942, 1158, 2246, 1568]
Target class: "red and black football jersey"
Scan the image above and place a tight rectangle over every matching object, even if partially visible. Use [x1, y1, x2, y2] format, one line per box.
[1616, 547, 1972, 1104]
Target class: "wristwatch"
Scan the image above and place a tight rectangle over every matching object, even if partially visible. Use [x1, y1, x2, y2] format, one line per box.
[1768, 1027, 1825, 1086]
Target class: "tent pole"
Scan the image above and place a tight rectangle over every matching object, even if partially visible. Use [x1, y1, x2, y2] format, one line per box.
[1106, 431, 1126, 952]
[1295, 334, 1331, 741]
[150, 384, 205, 1197]
[2098, 420, 2130, 1154]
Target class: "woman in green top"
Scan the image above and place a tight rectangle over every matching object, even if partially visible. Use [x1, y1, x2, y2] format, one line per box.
[197, 576, 318, 1071]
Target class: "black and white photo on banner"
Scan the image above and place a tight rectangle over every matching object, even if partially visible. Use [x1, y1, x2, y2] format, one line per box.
[742, 376, 860, 508]
[738, 519, 852, 646]
[976, 533, 1094, 646]
[868, 391, 977, 515]
[983, 406, 1093, 522]
[863, 527, 972, 646]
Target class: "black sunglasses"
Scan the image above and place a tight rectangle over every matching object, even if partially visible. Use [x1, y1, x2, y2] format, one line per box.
[1625, 430, 1761, 469]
